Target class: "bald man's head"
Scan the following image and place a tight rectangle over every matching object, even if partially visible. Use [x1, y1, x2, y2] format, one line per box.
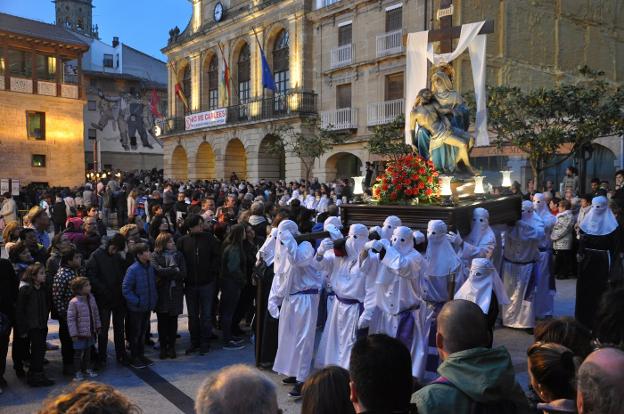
[437, 300, 491, 357]
[577, 348, 624, 414]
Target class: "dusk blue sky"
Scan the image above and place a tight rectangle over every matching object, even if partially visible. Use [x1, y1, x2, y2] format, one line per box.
[0, 0, 192, 61]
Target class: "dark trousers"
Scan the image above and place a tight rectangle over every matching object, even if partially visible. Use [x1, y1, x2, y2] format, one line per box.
[74, 345, 92, 373]
[53, 222, 66, 234]
[157, 313, 178, 349]
[219, 278, 242, 343]
[554, 249, 575, 278]
[98, 304, 127, 360]
[185, 282, 216, 348]
[256, 266, 277, 365]
[0, 326, 23, 377]
[233, 282, 255, 330]
[127, 311, 149, 359]
[58, 319, 75, 367]
[28, 328, 47, 373]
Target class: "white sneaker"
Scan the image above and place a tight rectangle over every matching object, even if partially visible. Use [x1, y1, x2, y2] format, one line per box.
[73, 371, 84, 381]
[85, 369, 98, 378]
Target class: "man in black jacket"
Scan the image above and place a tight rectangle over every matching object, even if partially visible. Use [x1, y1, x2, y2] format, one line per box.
[0, 258, 19, 391]
[86, 233, 128, 366]
[176, 214, 220, 355]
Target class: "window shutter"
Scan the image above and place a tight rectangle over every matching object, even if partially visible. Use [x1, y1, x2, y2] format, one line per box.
[385, 7, 402, 32]
[336, 83, 352, 108]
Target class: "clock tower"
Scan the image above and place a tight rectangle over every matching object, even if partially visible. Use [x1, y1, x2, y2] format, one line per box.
[54, 0, 99, 38]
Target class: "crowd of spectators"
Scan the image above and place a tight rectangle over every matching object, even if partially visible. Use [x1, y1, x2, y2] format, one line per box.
[0, 167, 623, 413]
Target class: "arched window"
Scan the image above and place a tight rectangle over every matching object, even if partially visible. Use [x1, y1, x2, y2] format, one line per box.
[237, 43, 250, 105]
[207, 55, 218, 109]
[273, 29, 289, 95]
[182, 64, 191, 114]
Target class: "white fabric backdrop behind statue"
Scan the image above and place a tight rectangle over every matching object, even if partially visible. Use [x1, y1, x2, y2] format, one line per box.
[405, 21, 489, 147]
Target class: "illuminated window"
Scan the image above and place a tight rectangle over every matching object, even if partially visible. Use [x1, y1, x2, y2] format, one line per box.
[32, 154, 46, 168]
[36, 55, 57, 81]
[26, 111, 45, 140]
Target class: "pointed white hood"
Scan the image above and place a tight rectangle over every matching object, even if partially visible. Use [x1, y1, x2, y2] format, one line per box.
[455, 258, 510, 313]
[580, 196, 618, 236]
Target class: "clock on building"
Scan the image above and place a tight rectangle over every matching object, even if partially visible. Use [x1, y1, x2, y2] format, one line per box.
[214, 2, 224, 22]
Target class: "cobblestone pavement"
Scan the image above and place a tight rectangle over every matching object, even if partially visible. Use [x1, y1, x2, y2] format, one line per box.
[0, 279, 576, 413]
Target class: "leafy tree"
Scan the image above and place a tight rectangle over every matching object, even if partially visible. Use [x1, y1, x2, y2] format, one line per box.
[366, 114, 412, 162]
[268, 118, 346, 181]
[470, 67, 624, 187]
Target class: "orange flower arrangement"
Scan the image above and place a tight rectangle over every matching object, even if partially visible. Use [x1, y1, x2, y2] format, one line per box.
[373, 153, 440, 204]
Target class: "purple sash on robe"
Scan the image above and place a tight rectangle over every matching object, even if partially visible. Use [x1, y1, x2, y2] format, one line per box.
[397, 304, 420, 350]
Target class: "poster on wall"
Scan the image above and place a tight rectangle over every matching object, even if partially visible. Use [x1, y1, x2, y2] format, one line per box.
[0, 179, 9, 194]
[185, 108, 227, 131]
[86, 89, 164, 153]
[11, 179, 20, 196]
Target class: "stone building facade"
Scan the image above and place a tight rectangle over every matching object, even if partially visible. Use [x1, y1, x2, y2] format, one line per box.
[162, 0, 624, 186]
[54, 1, 167, 172]
[0, 13, 89, 187]
[435, 0, 623, 188]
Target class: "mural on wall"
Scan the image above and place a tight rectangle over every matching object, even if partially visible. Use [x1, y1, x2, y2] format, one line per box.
[87, 88, 164, 153]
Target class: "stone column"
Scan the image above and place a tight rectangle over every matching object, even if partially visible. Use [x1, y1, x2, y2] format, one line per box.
[190, 53, 201, 112]
[288, 16, 303, 90]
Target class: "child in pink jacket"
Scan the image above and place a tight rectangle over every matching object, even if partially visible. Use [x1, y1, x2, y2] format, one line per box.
[67, 277, 101, 380]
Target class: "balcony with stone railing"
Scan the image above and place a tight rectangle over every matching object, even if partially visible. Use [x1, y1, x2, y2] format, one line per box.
[367, 99, 404, 126]
[330, 44, 354, 69]
[320, 107, 358, 130]
[376, 29, 404, 57]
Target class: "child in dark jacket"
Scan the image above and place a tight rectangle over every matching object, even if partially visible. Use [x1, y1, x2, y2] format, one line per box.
[67, 277, 101, 381]
[16, 263, 54, 387]
[122, 243, 157, 369]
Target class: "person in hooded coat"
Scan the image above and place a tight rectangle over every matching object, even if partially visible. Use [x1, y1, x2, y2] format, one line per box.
[268, 220, 321, 398]
[454, 258, 510, 335]
[314, 224, 378, 370]
[576, 195, 620, 329]
[501, 200, 544, 330]
[532, 193, 557, 319]
[422, 219, 465, 377]
[366, 225, 431, 381]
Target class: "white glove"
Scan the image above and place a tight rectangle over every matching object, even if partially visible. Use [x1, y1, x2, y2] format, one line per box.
[268, 301, 280, 319]
[357, 311, 372, 329]
[447, 231, 462, 247]
[327, 226, 342, 241]
[318, 239, 334, 255]
[413, 230, 425, 245]
[366, 240, 384, 252]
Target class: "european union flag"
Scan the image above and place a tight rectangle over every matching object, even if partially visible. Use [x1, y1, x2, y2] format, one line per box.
[260, 48, 276, 91]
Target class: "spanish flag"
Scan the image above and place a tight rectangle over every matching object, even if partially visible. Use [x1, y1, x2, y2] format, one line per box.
[217, 42, 231, 105]
[169, 61, 189, 112]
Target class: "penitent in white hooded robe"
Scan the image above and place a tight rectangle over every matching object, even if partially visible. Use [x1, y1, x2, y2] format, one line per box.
[372, 226, 431, 380]
[314, 224, 379, 369]
[455, 258, 510, 315]
[269, 220, 321, 383]
[532, 193, 557, 318]
[319, 216, 344, 317]
[501, 200, 544, 329]
[460, 208, 497, 267]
